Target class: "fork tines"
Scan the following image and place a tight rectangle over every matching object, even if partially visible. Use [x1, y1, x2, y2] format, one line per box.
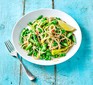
[4, 40, 14, 52]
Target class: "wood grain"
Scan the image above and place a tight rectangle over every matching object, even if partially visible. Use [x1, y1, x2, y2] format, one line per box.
[55, 0, 93, 85]
[19, 0, 55, 85]
[0, 0, 23, 85]
[19, 0, 26, 85]
[1, 0, 93, 85]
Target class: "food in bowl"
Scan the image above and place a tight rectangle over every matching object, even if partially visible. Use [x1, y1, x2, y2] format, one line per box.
[19, 15, 76, 60]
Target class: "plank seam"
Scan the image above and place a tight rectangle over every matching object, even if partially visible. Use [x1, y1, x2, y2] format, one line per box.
[19, 58, 22, 85]
[23, 0, 26, 15]
[52, 0, 54, 9]
[54, 65, 56, 85]
[19, 0, 26, 85]
[52, 0, 56, 85]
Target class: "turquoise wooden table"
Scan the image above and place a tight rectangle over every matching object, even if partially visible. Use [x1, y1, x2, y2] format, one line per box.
[0, 0, 93, 85]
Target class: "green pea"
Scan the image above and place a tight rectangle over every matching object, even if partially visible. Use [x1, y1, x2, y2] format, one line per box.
[45, 58, 48, 60]
[55, 27, 60, 33]
[61, 29, 66, 34]
[52, 41, 58, 46]
[37, 15, 43, 20]
[46, 56, 51, 60]
[42, 53, 46, 58]
[40, 56, 43, 60]
[60, 53, 66, 57]
[48, 57, 51, 60]
[46, 50, 51, 56]
[46, 52, 51, 56]
[54, 55, 58, 58]
[45, 55, 49, 60]
[33, 51, 37, 56]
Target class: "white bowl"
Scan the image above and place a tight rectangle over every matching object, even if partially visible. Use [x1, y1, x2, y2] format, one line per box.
[12, 9, 82, 65]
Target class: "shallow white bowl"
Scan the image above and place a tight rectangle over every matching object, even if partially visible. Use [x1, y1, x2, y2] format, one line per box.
[12, 9, 82, 65]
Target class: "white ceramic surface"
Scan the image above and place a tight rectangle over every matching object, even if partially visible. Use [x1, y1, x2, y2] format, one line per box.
[12, 9, 82, 65]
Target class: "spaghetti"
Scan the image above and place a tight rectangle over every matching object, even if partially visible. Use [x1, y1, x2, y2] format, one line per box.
[19, 15, 76, 60]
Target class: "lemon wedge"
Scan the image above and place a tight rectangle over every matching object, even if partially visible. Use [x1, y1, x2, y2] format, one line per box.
[58, 20, 76, 32]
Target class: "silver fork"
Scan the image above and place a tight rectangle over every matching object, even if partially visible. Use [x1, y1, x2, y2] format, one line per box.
[5, 40, 35, 81]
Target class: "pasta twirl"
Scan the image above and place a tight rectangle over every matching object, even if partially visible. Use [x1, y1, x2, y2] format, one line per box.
[19, 15, 76, 60]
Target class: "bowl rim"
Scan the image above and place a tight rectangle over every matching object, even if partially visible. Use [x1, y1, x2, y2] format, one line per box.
[12, 8, 82, 66]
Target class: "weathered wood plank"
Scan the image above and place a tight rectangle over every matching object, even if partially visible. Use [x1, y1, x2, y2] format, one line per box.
[0, 0, 23, 85]
[19, 0, 55, 85]
[25, 0, 52, 14]
[55, 0, 93, 85]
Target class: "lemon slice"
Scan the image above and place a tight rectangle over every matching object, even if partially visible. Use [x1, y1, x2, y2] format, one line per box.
[58, 20, 76, 32]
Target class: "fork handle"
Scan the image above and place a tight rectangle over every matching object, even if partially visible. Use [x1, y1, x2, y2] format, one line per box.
[17, 55, 35, 81]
